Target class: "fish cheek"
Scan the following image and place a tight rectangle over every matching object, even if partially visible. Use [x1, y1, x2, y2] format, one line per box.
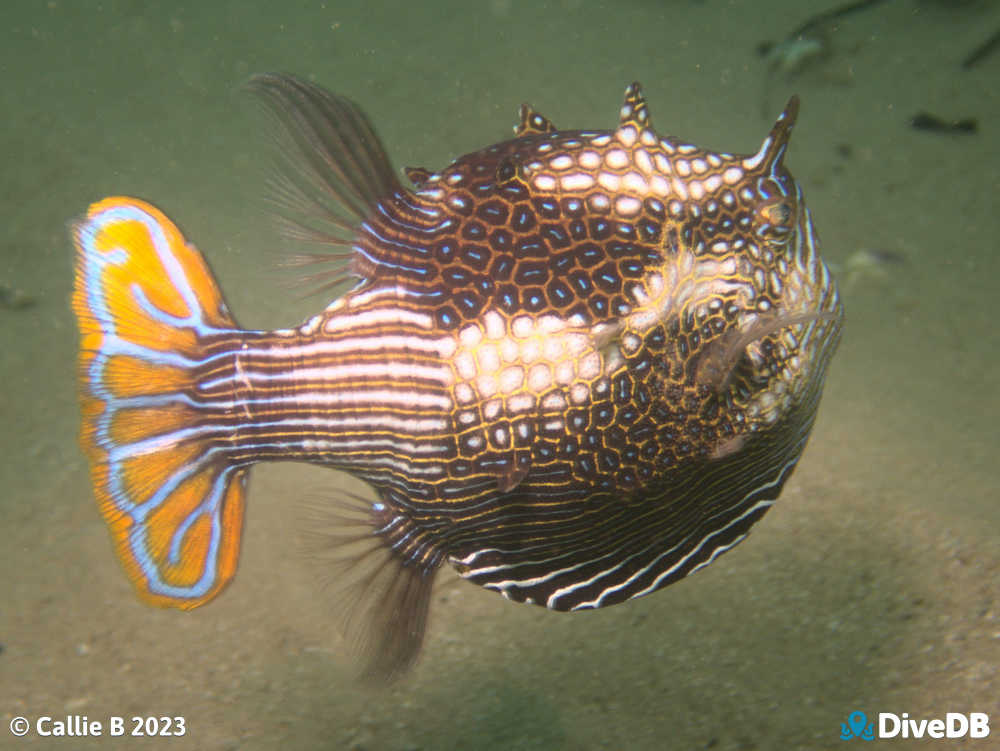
[691, 325, 749, 394]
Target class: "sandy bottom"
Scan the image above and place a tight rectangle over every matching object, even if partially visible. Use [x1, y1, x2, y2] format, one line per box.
[2, 1, 997, 749]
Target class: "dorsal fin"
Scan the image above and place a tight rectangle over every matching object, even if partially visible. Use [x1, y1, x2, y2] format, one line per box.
[619, 81, 653, 131]
[247, 73, 403, 261]
[743, 95, 800, 174]
[515, 104, 557, 136]
[404, 166, 433, 188]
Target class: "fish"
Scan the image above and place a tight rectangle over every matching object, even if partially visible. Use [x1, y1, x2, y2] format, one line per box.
[71, 73, 843, 679]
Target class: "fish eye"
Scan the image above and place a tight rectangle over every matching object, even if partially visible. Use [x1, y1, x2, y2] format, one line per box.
[753, 196, 796, 252]
[759, 199, 793, 229]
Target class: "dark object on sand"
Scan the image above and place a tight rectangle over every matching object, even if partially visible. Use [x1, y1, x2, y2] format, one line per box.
[0, 283, 35, 310]
[782, 0, 889, 41]
[910, 112, 978, 134]
[757, 0, 890, 71]
[961, 27, 1000, 70]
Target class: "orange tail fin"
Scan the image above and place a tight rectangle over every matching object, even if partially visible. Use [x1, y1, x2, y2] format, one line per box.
[72, 197, 247, 609]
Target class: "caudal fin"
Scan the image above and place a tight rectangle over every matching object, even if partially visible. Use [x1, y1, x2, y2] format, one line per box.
[72, 197, 247, 609]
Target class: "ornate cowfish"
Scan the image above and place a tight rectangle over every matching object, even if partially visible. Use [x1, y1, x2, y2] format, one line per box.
[71, 73, 842, 678]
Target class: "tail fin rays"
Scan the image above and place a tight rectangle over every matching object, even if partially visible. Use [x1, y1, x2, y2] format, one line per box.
[72, 197, 247, 609]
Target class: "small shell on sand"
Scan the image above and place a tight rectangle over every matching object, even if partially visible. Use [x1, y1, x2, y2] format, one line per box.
[765, 37, 826, 75]
[832, 248, 907, 290]
[845, 248, 906, 270]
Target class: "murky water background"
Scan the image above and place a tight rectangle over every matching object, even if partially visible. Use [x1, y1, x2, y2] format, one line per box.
[2, 1, 997, 748]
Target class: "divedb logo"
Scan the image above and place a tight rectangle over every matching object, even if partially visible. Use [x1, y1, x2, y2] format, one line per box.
[840, 710, 990, 741]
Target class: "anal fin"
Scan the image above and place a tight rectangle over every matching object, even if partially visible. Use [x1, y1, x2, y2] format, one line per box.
[300, 490, 442, 681]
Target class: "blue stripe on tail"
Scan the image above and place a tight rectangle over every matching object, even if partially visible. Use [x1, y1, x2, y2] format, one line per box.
[72, 196, 249, 609]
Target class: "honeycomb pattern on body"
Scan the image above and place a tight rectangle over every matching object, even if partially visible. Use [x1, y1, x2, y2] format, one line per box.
[347, 87, 839, 503]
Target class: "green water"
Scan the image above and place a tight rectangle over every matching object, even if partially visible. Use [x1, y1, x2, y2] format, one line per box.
[2, 1, 997, 749]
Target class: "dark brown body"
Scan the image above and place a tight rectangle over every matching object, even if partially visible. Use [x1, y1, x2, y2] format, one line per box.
[73, 74, 842, 679]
